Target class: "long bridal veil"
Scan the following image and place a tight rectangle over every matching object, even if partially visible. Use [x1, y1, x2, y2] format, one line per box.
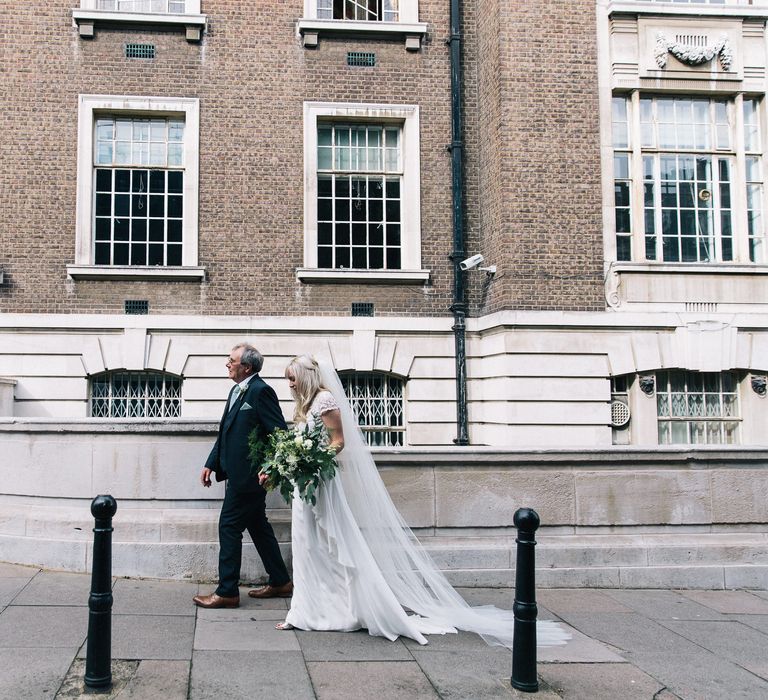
[317, 362, 569, 648]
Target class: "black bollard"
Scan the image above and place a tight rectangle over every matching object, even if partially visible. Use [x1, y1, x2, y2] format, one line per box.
[511, 507, 540, 693]
[84, 495, 117, 689]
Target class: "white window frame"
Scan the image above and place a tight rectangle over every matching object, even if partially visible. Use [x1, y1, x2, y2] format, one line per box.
[297, 0, 427, 50]
[610, 92, 768, 266]
[69, 95, 203, 281]
[300, 102, 428, 283]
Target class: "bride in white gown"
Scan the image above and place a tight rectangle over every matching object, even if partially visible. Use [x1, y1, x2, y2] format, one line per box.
[266, 355, 568, 648]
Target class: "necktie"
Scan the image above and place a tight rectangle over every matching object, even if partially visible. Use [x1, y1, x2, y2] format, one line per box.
[228, 385, 242, 412]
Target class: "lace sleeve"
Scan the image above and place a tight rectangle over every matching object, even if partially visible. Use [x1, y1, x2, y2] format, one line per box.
[313, 390, 339, 416]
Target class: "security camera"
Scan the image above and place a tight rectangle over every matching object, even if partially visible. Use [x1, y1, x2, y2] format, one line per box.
[459, 254, 484, 271]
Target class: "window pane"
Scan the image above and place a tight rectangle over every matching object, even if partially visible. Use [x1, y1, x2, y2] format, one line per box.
[316, 126, 403, 271]
[656, 371, 740, 445]
[92, 118, 184, 267]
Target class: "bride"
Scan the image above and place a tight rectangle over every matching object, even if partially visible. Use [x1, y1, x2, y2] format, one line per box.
[263, 354, 568, 647]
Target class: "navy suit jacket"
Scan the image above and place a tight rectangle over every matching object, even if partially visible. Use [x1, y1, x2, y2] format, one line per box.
[204, 375, 287, 492]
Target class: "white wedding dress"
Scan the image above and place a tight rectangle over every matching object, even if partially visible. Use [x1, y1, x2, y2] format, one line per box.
[283, 371, 569, 649]
[285, 391, 439, 642]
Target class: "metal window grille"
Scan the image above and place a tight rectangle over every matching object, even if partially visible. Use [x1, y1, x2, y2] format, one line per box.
[93, 116, 185, 267]
[351, 302, 374, 316]
[317, 0, 399, 22]
[656, 370, 740, 445]
[317, 123, 402, 270]
[124, 299, 149, 314]
[125, 44, 156, 59]
[90, 371, 181, 418]
[347, 52, 376, 67]
[98, 1, 186, 13]
[340, 372, 405, 447]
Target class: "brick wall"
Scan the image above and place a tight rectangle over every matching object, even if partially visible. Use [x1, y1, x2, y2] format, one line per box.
[468, 0, 605, 313]
[0, 1, 603, 318]
[0, 1, 454, 317]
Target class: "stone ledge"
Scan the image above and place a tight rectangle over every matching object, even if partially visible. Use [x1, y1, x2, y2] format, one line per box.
[2, 422, 767, 465]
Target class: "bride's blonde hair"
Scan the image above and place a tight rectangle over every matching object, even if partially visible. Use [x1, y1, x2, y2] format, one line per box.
[286, 355, 328, 424]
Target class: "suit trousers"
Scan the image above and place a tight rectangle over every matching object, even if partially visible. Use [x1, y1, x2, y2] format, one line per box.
[216, 484, 290, 597]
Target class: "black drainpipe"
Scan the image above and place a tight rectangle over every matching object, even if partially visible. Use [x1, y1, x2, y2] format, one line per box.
[448, 0, 469, 445]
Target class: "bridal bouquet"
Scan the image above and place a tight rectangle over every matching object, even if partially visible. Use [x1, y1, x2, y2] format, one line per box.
[249, 424, 338, 505]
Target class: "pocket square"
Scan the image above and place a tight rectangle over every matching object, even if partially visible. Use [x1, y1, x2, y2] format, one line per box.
[240, 402, 253, 411]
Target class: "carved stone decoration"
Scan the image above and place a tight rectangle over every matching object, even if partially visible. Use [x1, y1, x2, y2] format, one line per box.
[605, 265, 622, 310]
[655, 33, 733, 72]
[751, 374, 767, 397]
[639, 375, 655, 396]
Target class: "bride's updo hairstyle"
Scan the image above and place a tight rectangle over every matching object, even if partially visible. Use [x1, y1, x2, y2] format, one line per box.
[286, 355, 328, 424]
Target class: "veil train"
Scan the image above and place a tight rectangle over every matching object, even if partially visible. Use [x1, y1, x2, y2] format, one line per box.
[318, 361, 569, 648]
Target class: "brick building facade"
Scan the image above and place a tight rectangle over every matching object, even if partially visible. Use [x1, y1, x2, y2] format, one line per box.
[1, 1, 767, 587]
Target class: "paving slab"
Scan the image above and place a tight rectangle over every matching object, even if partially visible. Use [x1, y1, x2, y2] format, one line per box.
[0, 605, 87, 648]
[0, 648, 75, 700]
[74, 614, 195, 660]
[538, 626, 625, 663]
[296, 628, 412, 661]
[681, 590, 768, 614]
[444, 586, 560, 621]
[191, 650, 313, 700]
[538, 588, 633, 614]
[0, 577, 31, 606]
[196, 607, 287, 622]
[454, 586, 516, 607]
[12, 571, 93, 607]
[113, 614, 194, 660]
[626, 648, 768, 700]
[194, 618, 301, 651]
[660, 619, 768, 680]
[402, 628, 498, 653]
[408, 649, 516, 700]
[308, 660, 440, 700]
[0, 562, 39, 578]
[551, 611, 680, 654]
[117, 659, 189, 699]
[112, 578, 198, 616]
[731, 614, 768, 635]
[537, 662, 667, 700]
[605, 589, 725, 621]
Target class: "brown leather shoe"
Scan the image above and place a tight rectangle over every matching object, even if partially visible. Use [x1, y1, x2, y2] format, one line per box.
[192, 592, 240, 609]
[248, 581, 293, 599]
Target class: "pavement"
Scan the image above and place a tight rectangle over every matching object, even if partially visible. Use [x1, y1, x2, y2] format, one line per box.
[1, 563, 767, 699]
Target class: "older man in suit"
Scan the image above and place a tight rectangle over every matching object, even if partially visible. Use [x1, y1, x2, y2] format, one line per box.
[193, 343, 292, 608]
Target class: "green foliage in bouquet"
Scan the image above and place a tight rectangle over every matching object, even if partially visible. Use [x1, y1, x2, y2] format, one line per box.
[249, 424, 338, 505]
